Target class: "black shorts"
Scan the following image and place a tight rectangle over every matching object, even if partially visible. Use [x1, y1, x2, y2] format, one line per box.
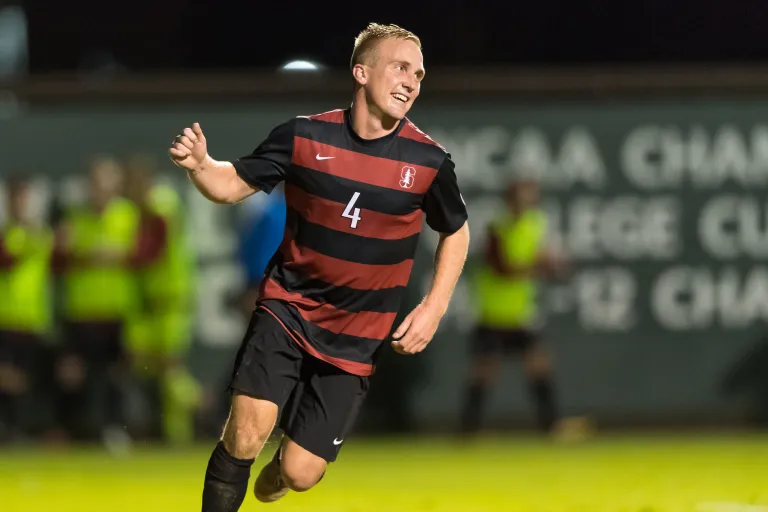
[60, 321, 124, 364]
[471, 326, 540, 357]
[0, 330, 44, 373]
[229, 308, 369, 462]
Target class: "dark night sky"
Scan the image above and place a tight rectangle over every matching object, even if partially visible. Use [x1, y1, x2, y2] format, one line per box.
[22, 0, 768, 73]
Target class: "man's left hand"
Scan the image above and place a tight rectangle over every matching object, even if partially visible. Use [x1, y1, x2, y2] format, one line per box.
[391, 301, 443, 355]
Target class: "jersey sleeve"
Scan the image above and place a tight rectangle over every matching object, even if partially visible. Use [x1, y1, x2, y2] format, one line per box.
[421, 155, 468, 234]
[232, 118, 295, 194]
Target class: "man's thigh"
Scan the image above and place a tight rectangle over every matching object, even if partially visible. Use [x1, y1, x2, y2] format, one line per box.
[280, 358, 369, 463]
[228, 308, 304, 409]
[0, 330, 44, 376]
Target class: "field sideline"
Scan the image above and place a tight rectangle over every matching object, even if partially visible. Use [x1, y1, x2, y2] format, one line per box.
[1, 433, 767, 512]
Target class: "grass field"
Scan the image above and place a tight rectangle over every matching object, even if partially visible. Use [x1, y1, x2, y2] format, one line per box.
[2, 433, 767, 512]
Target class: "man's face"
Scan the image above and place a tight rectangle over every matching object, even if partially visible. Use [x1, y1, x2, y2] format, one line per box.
[361, 38, 424, 121]
[89, 158, 123, 207]
[507, 181, 540, 212]
[124, 169, 151, 203]
[124, 156, 154, 203]
[8, 183, 30, 221]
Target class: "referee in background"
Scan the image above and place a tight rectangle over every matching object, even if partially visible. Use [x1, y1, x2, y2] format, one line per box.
[460, 178, 574, 437]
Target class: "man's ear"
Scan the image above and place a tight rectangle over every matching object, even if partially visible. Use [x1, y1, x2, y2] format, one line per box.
[352, 64, 368, 86]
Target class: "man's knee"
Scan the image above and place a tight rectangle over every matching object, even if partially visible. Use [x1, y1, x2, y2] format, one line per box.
[524, 344, 552, 378]
[222, 423, 270, 460]
[279, 438, 328, 492]
[56, 355, 86, 391]
[221, 393, 278, 460]
[280, 454, 327, 492]
[0, 363, 29, 394]
[470, 356, 501, 384]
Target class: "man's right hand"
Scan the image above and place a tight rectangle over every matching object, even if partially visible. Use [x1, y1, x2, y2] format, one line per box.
[168, 122, 256, 204]
[169, 123, 208, 171]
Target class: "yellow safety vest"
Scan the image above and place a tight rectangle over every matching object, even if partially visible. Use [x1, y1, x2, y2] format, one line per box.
[473, 209, 547, 329]
[126, 184, 195, 359]
[0, 224, 53, 333]
[140, 184, 195, 308]
[62, 198, 140, 321]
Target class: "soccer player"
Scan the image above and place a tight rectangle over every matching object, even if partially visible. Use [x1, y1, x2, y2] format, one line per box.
[460, 178, 568, 436]
[0, 178, 53, 440]
[168, 23, 469, 510]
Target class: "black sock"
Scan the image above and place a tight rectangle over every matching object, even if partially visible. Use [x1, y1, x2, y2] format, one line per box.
[0, 393, 11, 434]
[106, 373, 124, 428]
[202, 441, 254, 512]
[459, 382, 487, 434]
[56, 388, 83, 438]
[6, 393, 22, 432]
[529, 376, 557, 432]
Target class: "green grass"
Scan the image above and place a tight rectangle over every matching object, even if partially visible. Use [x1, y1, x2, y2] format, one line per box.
[2, 434, 768, 511]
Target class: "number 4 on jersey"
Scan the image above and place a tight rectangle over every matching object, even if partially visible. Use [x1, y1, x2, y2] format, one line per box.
[342, 192, 362, 228]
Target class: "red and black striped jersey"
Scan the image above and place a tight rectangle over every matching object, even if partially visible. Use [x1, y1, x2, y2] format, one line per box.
[233, 109, 467, 376]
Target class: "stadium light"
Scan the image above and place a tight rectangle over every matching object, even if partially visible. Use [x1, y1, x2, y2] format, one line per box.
[280, 60, 322, 71]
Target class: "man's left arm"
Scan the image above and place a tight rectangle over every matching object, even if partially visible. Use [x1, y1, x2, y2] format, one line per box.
[129, 214, 168, 269]
[0, 239, 18, 269]
[392, 223, 469, 354]
[392, 156, 469, 355]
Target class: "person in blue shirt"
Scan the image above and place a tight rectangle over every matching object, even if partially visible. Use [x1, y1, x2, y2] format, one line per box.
[236, 182, 286, 313]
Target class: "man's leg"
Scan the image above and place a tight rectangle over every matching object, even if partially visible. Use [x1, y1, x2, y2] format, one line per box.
[255, 358, 368, 501]
[161, 361, 201, 445]
[0, 362, 24, 438]
[459, 328, 503, 435]
[54, 348, 87, 440]
[157, 309, 199, 445]
[0, 332, 32, 439]
[253, 374, 306, 503]
[0, 333, 12, 437]
[523, 342, 558, 433]
[253, 434, 328, 502]
[6, 334, 43, 437]
[104, 322, 129, 435]
[202, 393, 278, 512]
[205, 307, 303, 511]
[124, 313, 161, 439]
[279, 436, 328, 491]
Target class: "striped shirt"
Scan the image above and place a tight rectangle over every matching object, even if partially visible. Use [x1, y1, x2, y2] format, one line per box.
[233, 109, 467, 376]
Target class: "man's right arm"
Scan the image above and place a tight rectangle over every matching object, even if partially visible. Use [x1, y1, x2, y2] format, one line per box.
[485, 229, 534, 278]
[185, 156, 258, 205]
[169, 120, 294, 205]
[0, 236, 16, 269]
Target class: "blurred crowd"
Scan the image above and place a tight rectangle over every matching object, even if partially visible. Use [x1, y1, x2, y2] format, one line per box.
[1, 152, 586, 446]
[0, 155, 196, 447]
[0, 154, 287, 449]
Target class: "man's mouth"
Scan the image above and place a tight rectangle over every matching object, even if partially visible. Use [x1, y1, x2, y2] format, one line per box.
[392, 93, 408, 103]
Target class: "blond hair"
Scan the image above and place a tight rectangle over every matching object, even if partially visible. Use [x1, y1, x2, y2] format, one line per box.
[350, 23, 421, 69]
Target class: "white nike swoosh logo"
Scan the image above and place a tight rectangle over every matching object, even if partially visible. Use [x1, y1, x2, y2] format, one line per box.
[316, 154, 335, 160]
[333, 438, 344, 445]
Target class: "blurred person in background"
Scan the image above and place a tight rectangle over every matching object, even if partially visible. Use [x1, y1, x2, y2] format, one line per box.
[123, 154, 200, 445]
[0, 178, 53, 441]
[0, 1, 28, 79]
[52, 156, 139, 445]
[460, 178, 571, 437]
[235, 182, 286, 315]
